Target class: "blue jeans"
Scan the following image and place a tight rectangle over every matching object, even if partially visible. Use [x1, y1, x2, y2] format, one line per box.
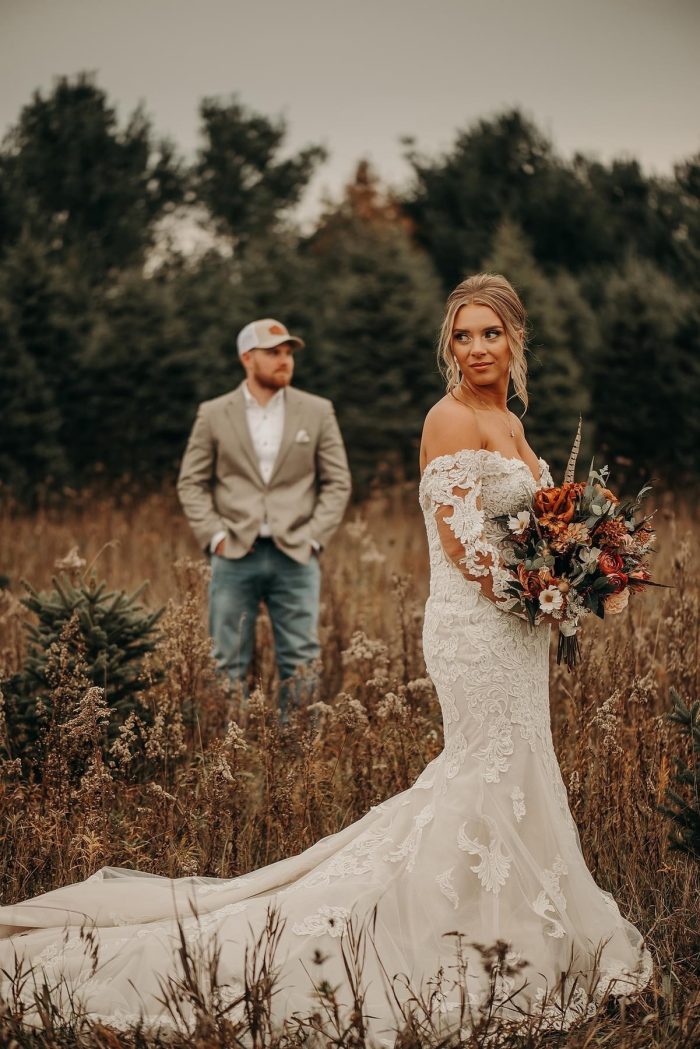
[209, 539, 321, 718]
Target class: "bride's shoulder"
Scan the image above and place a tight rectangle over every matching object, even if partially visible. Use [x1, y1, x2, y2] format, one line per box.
[421, 395, 481, 467]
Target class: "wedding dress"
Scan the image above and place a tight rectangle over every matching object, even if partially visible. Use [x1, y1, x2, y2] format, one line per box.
[0, 449, 652, 1040]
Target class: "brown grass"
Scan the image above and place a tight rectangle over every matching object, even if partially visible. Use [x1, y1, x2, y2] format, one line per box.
[0, 485, 698, 1046]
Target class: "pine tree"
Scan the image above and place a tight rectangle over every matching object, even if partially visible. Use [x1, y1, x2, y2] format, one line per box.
[485, 221, 592, 478]
[593, 258, 696, 485]
[4, 569, 164, 752]
[195, 95, 325, 247]
[403, 110, 603, 285]
[0, 73, 182, 276]
[0, 234, 88, 489]
[309, 165, 444, 487]
[0, 295, 67, 494]
[659, 688, 700, 860]
[78, 270, 198, 482]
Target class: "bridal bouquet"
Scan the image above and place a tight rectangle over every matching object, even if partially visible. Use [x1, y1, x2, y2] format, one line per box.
[497, 425, 657, 670]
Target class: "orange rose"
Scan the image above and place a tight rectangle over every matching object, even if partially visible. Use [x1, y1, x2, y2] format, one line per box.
[533, 487, 561, 516]
[533, 483, 578, 524]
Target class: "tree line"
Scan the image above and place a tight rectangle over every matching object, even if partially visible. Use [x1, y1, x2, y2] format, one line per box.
[1, 73, 698, 498]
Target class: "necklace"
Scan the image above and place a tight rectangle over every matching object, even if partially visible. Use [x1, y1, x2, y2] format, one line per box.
[453, 384, 516, 438]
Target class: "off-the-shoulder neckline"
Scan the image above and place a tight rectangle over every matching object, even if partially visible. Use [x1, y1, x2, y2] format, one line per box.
[421, 447, 548, 486]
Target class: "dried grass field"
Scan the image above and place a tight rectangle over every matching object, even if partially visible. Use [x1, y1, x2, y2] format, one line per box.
[0, 486, 698, 1047]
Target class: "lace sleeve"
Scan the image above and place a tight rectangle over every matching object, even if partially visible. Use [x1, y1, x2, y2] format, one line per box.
[421, 451, 521, 614]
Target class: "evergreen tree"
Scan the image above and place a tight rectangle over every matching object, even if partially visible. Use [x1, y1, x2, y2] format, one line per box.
[403, 110, 603, 286]
[0, 73, 183, 277]
[403, 109, 697, 288]
[78, 271, 198, 482]
[659, 687, 700, 860]
[309, 165, 444, 486]
[485, 221, 592, 477]
[3, 571, 163, 754]
[0, 297, 66, 493]
[672, 151, 700, 284]
[0, 234, 88, 487]
[593, 258, 698, 484]
[167, 230, 322, 414]
[195, 96, 326, 247]
[579, 157, 693, 281]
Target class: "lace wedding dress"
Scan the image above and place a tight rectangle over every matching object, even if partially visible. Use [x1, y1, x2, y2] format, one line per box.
[0, 449, 651, 1040]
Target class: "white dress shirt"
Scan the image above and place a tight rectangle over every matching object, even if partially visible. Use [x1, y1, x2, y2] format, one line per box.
[242, 382, 286, 531]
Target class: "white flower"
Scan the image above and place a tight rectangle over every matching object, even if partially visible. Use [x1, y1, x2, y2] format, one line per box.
[507, 510, 531, 535]
[539, 586, 563, 612]
[295, 428, 310, 443]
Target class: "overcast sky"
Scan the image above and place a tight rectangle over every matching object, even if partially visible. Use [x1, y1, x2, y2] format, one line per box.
[1, 0, 698, 217]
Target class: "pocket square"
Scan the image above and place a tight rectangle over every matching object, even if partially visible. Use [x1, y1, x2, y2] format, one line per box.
[295, 429, 311, 443]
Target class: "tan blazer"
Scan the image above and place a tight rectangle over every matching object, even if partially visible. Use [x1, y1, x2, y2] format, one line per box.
[177, 383, 351, 564]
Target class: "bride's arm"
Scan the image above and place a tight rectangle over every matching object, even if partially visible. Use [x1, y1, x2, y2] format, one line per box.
[434, 487, 516, 607]
[421, 406, 527, 616]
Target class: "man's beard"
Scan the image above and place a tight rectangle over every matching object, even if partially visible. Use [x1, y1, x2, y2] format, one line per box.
[256, 370, 292, 390]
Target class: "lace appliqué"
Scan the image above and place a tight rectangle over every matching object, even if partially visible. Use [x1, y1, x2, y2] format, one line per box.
[542, 855, 568, 910]
[533, 854, 569, 938]
[292, 905, 351, 938]
[510, 786, 526, 822]
[436, 867, 459, 909]
[296, 822, 393, 889]
[533, 892, 566, 938]
[180, 901, 248, 945]
[475, 714, 514, 782]
[457, 820, 511, 895]
[443, 732, 468, 782]
[384, 804, 434, 872]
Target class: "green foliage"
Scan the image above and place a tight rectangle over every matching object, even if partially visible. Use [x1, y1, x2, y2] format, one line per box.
[485, 221, 592, 477]
[308, 169, 443, 485]
[77, 271, 199, 481]
[403, 110, 599, 284]
[195, 95, 326, 246]
[0, 233, 90, 490]
[592, 258, 700, 485]
[5, 570, 163, 751]
[659, 688, 700, 860]
[403, 109, 700, 286]
[0, 73, 183, 276]
[0, 78, 698, 496]
[0, 293, 67, 492]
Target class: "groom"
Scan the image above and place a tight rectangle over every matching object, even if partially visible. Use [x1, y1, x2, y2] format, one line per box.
[177, 317, 351, 719]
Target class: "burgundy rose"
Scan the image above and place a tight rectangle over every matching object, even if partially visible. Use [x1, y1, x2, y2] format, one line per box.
[598, 551, 624, 575]
[517, 563, 545, 599]
[603, 570, 628, 594]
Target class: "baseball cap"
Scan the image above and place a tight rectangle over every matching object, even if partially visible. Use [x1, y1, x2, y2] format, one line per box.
[236, 318, 305, 357]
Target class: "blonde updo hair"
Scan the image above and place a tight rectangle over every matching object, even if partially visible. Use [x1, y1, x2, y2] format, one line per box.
[437, 273, 529, 412]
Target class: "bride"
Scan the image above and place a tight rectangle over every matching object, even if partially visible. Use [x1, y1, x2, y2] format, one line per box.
[0, 274, 651, 1039]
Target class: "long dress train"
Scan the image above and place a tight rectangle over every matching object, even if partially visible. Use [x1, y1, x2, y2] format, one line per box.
[0, 450, 652, 1040]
